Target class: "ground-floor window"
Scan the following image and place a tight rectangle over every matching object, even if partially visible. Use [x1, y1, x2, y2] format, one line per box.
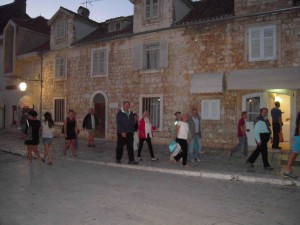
[140, 95, 162, 129]
[54, 98, 65, 123]
[201, 99, 221, 120]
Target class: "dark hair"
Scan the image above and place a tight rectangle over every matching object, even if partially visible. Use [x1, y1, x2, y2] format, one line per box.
[123, 101, 130, 105]
[69, 109, 74, 113]
[174, 111, 181, 116]
[275, 101, 280, 107]
[44, 112, 54, 128]
[260, 108, 268, 113]
[241, 111, 247, 116]
[28, 110, 38, 117]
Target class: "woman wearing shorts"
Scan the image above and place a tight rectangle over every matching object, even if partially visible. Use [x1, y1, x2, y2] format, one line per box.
[42, 112, 55, 165]
[283, 111, 300, 179]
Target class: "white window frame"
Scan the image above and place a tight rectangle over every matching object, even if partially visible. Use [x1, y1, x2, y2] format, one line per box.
[143, 42, 160, 70]
[201, 99, 221, 120]
[139, 94, 163, 130]
[91, 47, 108, 77]
[55, 55, 67, 79]
[248, 25, 276, 62]
[53, 98, 66, 124]
[55, 20, 66, 40]
[145, 0, 159, 20]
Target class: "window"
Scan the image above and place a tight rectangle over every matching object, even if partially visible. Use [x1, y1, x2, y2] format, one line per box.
[145, 0, 159, 20]
[54, 98, 65, 123]
[144, 43, 160, 70]
[201, 99, 221, 120]
[55, 56, 67, 79]
[108, 22, 122, 32]
[140, 95, 163, 129]
[91, 48, 108, 77]
[55, 20, 66, 40]
[248, 25, 276, 61]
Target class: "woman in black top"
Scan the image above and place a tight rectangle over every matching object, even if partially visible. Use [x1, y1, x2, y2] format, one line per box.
[25, 110, 44, 163]
[63, 109, 78, 157]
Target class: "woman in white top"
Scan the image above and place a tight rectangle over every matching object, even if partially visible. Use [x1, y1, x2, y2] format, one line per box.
[42, 112, 55, 165]
[173, 113, 190, 166]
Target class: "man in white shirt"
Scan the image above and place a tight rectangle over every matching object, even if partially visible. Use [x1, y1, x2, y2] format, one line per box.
[247, 108, 273, 170]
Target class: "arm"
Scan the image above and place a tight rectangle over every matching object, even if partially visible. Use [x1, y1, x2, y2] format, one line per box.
[254, 121, 262, 144]
[175, 124, 180, 139]
[63, 119, 67, 137]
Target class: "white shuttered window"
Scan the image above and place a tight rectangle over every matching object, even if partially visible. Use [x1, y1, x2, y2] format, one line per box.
[56, 20, 66, 40]
[249, 25, 276, 61]
[201, 99, 221, 120]
[91, 48, 108, 77]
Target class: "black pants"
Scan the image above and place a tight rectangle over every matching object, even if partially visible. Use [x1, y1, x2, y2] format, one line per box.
[248, 133, 271, 168]
[174, 138, 188, 166]
[138, 134, 154, 158]
[116, 132, 134, 162]
[272, 122, 281, 148]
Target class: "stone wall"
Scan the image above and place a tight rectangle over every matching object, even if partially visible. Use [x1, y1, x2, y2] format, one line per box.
[42, 7, 300, 149]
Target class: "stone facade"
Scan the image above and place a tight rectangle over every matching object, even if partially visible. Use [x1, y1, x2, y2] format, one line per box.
[41, 1, 300, 150]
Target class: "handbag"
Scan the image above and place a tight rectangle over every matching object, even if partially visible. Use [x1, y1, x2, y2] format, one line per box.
[169, 140, 177, 153]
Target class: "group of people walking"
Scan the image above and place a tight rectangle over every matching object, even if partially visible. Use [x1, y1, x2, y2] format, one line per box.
[115, 101, 203, 168]
[21, 100, 299, 179]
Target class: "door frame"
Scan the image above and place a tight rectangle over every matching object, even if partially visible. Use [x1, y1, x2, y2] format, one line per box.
[90, 91, 108, 139]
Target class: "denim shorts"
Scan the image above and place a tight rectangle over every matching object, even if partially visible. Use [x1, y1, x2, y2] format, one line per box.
[43, 138, 53, 144]
[292, 136, 300, 153]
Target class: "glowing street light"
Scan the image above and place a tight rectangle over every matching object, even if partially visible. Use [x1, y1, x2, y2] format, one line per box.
[19, 82, 27, 91]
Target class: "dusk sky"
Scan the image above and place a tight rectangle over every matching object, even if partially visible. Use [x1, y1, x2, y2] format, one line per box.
[1, 0, 134, 22]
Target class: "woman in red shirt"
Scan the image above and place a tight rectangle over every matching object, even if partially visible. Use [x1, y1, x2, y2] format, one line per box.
[137, 111, 158, 161]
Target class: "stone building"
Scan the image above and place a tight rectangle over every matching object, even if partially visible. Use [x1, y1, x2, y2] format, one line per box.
[0, 0, 49, 129]
[1, 0, 300, 151]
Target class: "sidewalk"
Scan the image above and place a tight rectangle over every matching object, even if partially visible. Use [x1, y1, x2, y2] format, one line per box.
[1, 131, 299, 187]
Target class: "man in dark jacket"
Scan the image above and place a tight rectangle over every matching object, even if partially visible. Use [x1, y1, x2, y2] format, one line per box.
[82, 108, 99, 147]
[116, 101, 138, 164]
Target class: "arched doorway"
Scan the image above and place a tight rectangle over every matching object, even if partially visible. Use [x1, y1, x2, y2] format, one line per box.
[92, 93, 106, 138]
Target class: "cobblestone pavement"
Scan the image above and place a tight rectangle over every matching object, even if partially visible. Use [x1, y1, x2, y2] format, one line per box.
[0, 131, 299, 186]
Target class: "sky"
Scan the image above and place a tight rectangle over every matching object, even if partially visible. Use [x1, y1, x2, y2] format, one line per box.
[1, 0, 134, 22]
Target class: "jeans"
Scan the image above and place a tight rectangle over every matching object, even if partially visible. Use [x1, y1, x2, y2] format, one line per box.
[231, 136, 248, 156]
[188, 135, 201, 161]
[272, 122, 281, 148]
[116, 132, 135, 162]
[248, 133, 271, 167]
[174, 138, 188, 165]
[138, 134, 154, 158]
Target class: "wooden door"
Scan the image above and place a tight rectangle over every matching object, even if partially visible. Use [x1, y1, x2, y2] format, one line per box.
[94, 103, 105, 138]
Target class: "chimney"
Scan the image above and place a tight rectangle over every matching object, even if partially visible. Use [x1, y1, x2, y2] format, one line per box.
[15, 0, 27, 14]
[77, 6, 90, 18]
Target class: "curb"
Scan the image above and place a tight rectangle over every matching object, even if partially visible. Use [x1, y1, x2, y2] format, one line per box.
[2, 148, 300, 187]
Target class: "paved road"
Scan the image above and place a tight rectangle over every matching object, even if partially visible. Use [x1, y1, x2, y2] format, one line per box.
[0, 152, 299, 225]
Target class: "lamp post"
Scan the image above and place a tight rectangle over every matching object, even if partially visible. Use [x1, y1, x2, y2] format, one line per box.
[18, 51, 43, 120]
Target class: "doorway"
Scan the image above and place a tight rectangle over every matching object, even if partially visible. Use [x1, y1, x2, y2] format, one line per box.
[93, 93, 106, 138]
[242, 92, 291, 149]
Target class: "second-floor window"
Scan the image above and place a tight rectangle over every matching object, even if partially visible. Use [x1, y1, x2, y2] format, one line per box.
[91, 48, 108, 77]
[145, 0, 159, 20]
[144, 43, 160, 70]
[248, 25, 276, 61]
[56, 20, 66, 40]
[55, 56, 67, 79]
[133, 40, 168, 71]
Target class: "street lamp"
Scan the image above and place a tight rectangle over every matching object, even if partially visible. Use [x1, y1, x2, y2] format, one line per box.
[18, 51, 44, 120]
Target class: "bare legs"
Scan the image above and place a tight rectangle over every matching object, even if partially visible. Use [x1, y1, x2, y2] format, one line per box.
[27, 145, 43, 163]
[43, 143, 53, 164]
[63, 139, 76, 156]
[286, 152, 298, 172]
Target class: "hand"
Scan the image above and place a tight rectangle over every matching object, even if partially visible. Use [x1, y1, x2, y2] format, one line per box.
[122, 132, 126, 138]
[257, 142, 261, 146]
